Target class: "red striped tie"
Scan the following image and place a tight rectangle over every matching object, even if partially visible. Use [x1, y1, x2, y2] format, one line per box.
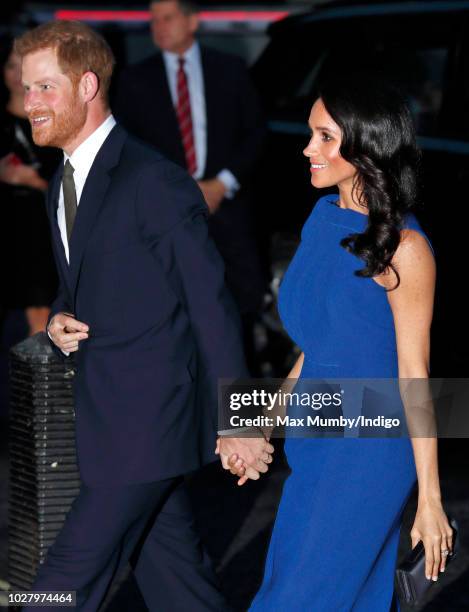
[176, 57, 197, 175]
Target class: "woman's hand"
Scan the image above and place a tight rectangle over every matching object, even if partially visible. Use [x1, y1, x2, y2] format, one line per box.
[227, 454, 248, 484]
[410, 499, 453, 581]
[25, 306, 51, 335]
[0, 154, 47, 190]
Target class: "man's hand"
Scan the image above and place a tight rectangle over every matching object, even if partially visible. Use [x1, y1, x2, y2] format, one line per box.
[216, 436, 274, 486]
[197, 178, 226, 214]
[48, 312, 89, 353]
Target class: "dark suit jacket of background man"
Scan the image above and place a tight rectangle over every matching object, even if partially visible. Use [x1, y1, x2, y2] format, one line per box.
[114, 46, 266, 316]
[46, 123, 248, 487]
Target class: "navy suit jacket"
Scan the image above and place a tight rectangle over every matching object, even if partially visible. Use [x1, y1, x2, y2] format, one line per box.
[46, 124, 248, 487]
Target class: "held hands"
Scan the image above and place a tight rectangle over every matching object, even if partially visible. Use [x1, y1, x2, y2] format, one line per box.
[48, 312, 89, 353]
[410, 499, 454, 581]
[216, 436, 274, 486]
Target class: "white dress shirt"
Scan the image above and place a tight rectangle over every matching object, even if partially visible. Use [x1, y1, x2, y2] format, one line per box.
[162, 42, 239, 198]
[58, 114, 116, 263]
[50, 114, 116, 355]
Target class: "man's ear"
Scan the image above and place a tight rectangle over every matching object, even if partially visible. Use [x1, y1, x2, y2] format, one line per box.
[79, 71, 99, 103]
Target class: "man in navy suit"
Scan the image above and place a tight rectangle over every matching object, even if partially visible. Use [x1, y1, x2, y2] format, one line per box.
[114, 0, 267, 370]
[17, 20, 273, 611]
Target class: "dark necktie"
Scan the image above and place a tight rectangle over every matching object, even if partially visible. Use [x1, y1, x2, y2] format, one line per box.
[176, 57, 197, 175]
[62, 159, 77, 244]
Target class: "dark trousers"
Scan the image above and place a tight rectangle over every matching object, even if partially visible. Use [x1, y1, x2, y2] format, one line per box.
[23, 478, 228, 612]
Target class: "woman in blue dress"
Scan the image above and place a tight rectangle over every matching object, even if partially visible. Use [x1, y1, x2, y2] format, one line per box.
[227, 75, 453, 611]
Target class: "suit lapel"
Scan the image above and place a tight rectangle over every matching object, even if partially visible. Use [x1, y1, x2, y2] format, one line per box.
[154, 54, 178, 123]
[200, 47, 216, 179]
[47, 165, 73, 296]
[68, 124, 126, 302]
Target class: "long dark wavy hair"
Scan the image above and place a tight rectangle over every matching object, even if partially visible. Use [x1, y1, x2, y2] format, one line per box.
[318, 73, 422, 290]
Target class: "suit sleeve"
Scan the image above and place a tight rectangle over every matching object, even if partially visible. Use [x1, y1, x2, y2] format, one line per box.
[135, 162, 249, 421]
[45, 269, 74, 361]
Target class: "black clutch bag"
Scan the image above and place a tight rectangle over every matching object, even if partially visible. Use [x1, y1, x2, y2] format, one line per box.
[395, 516, 459, 605]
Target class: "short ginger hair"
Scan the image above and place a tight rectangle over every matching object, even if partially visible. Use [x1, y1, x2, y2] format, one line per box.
[14, 20, 115, 104]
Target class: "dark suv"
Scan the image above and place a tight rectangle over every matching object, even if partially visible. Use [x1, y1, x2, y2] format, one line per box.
[251, 0, 469, 376]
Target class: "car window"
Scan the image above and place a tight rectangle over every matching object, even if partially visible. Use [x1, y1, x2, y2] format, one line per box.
[262, 34, 468, 143]
[408, 48, 447, 136]
[313, 43, 449, 138]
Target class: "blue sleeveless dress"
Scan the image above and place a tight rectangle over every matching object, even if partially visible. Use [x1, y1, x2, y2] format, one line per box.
[249, 194, 434, 612]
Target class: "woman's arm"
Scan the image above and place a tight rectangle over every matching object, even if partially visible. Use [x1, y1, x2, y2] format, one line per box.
[289, 351, 305, 378]
[383, 229, 453, 582]
[262, 351, 305, 440]
[228, 351, 305, 485]
[0, 155, 47, 191]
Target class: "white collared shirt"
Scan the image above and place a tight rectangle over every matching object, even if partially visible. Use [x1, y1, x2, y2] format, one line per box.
[162, 42, 239, 197]
[58, 114, 116, 263]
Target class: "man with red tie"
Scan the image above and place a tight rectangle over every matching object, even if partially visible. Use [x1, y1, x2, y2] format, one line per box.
[115, 0, 266, 365]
